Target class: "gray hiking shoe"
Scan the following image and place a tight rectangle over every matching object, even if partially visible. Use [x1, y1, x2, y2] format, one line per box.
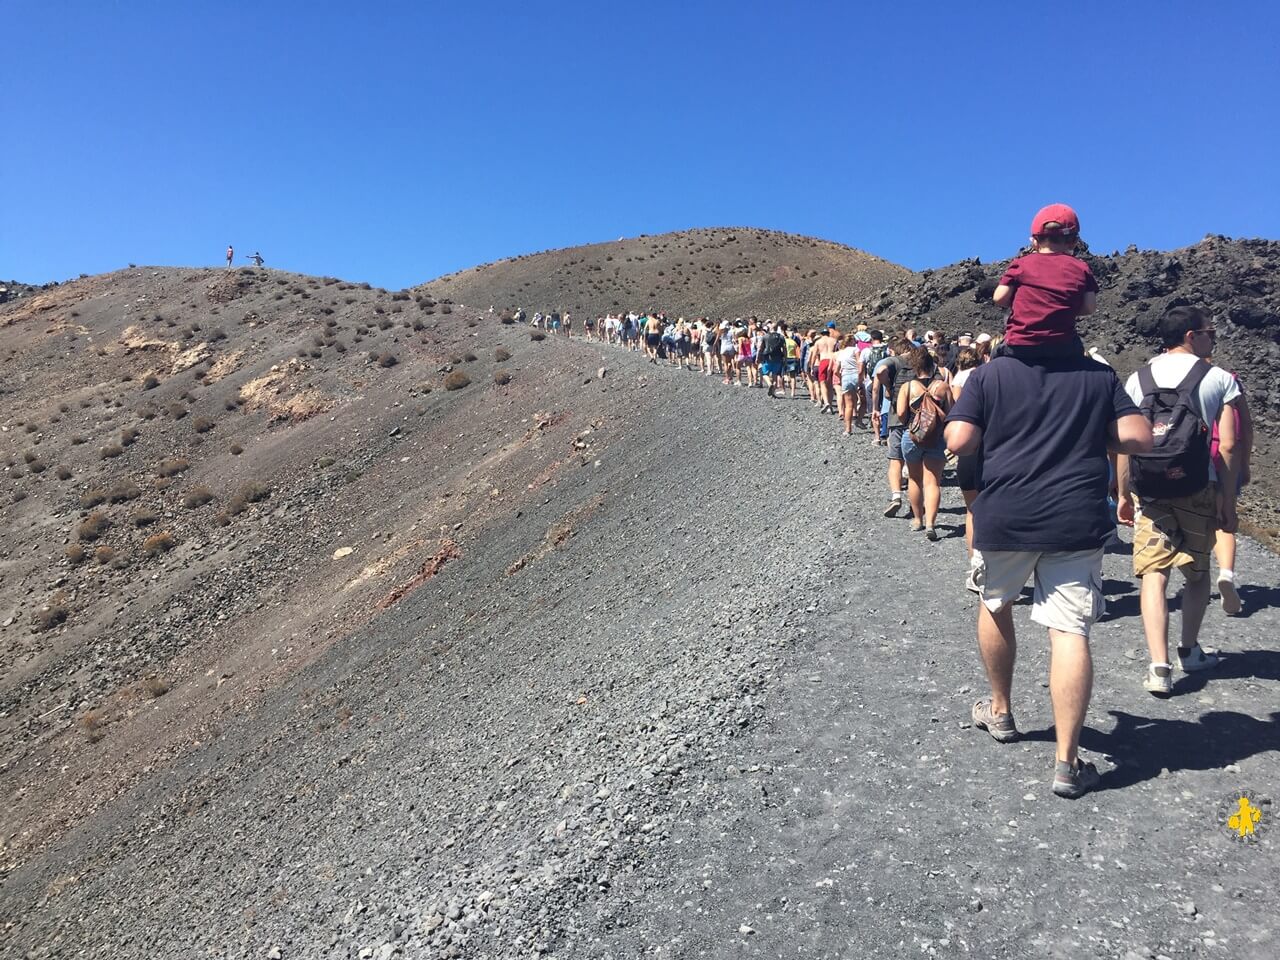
[1053, 759, 1101, 799]
[971, 699, 1018, 743]
[883, 498, 902, 518]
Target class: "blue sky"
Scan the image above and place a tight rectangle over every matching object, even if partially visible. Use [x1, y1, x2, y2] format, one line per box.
[3, 1, 1278, 289]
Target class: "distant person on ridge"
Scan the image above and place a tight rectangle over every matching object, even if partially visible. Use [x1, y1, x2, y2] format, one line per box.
[247, 251, 264, 267]
[225, 245, 234, 270]
[992, 203, 1098, 359]
[945, 337, 1152, 798]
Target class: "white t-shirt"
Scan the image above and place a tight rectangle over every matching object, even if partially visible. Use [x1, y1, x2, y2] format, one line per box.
[1124, 352, 1241, 482]
[952, 367, 974, 392]
[834, 346, 859, 380]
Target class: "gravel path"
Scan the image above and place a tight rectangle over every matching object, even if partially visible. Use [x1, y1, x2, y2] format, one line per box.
[3, 337, 1277, 959]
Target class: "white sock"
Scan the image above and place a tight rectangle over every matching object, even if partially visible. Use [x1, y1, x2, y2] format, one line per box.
[1218, 569, 1234, 582]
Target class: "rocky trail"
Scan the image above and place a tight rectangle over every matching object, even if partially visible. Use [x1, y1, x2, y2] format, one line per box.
[3, 334, 1277, 959]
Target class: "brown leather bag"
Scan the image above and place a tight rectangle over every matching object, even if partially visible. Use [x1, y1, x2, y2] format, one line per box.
[908, 379, 948, 447]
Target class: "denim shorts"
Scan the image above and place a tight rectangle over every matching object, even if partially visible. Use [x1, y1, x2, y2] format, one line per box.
[900, 429, 946, 463]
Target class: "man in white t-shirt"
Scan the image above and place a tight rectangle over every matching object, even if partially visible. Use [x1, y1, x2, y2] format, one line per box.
[1116, 305, 1241, 697]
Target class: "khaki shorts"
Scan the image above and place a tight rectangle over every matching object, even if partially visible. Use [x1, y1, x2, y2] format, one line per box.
[1133, 485, 1217, 579]
[972, 548, 1105, 638]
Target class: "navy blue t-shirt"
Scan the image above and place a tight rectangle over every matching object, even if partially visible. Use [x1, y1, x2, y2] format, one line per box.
[946, 355, 1138, 552]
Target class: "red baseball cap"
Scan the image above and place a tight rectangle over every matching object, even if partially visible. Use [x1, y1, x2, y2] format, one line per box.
[1030, 203, 1080, 237]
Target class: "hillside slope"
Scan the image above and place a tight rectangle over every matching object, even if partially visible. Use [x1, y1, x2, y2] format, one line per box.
[418, 227, 908, 321]
[0, 266, 599, 864]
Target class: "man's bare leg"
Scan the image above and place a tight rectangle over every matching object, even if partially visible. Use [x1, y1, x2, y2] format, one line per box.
[978, 602, 1016, 716]
[1048, 629, 1092, 766]
[1179, 568, 1211, 649]
[1140, 570, 1170, 665]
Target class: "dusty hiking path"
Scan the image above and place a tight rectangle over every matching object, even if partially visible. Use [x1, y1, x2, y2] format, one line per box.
[3, 334, 1279, 959]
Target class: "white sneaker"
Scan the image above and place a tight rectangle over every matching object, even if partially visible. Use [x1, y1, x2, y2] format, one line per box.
[1144, 663, 1173, 697]
[1218, 576, 1242, 616]
[1178, 644, 1221, 673]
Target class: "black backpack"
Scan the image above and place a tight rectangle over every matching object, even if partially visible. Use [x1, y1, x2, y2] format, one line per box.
[864, 344, 889, 374]
[1130, 360, 1212, 499]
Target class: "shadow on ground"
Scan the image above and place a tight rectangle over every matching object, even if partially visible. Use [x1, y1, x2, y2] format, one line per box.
[1021, 702, 1280, 791]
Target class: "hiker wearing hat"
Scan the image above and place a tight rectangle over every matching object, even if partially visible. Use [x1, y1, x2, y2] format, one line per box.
[992, 203, 1098, 360]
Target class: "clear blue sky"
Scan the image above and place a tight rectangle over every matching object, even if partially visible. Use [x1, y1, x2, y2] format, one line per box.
[3, 1, 1278, 289]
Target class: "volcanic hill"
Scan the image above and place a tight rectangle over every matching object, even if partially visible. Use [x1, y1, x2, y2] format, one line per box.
[418, 227, 908, 321]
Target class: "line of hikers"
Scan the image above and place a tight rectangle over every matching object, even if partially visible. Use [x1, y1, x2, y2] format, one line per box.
[558, 204, 1255, 799]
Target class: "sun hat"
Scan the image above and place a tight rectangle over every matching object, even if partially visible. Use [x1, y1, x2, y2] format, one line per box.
[1031, 203, 1080, 237]
[975, 332, 993, 344]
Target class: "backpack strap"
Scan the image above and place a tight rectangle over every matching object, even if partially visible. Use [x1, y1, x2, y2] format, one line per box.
[1175, 359, 1213, 425]
[1137, 364, 1159, 399]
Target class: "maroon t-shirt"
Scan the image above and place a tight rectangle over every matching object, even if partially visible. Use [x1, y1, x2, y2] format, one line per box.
[999, 253, 1098, 346]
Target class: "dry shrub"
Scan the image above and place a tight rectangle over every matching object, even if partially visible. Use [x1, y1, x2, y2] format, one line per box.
[494, 370, 512, 385]
[157, 457, 190, 477]
[227, 481, 270, 515]
[100, 444, 124, 459]
[65, 544, 87, 564]
[444, 371, 471, 391]
[132, 507, 159, 527]
[230, 444, 244, 456]
[121, 427, 140, 446]
[79, 711, 105, 743]
[377, 353, 399, 368]
[80, 488, 108, 508]
[137, 407, 157, 421]
[94, 545, 116, 565]
[439, 304, 452, 314]
[463, 353, 477, 362]
[71, 435, 88, 445]
[143, 531, 175, 555]
[141, 677, 170, 698]
[141, 374, 160, 390]
[29, 460, 47, 474]
[193, 416, 216, 433]
[32, 605, 68, 631]
[495, 348, 512, 362]
[182, 485, 214, 508]
[168, 403, 187, 420]
[77, 512, 110, 541]
[530, 331, 546, 342]
[108, 480, 141, 503]
[56, 465, 73, 481]
[22, 451, 37, 463]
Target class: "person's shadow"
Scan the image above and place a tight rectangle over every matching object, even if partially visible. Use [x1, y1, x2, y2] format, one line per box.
[1022, 698, 1280, 791]
[1233, 584, 1280, 619]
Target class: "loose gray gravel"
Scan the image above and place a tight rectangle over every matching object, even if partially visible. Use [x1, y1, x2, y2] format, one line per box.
[3, 337, 1277, 959]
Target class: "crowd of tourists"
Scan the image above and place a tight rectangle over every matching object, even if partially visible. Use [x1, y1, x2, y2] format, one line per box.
[536, 204, 1256, 800]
